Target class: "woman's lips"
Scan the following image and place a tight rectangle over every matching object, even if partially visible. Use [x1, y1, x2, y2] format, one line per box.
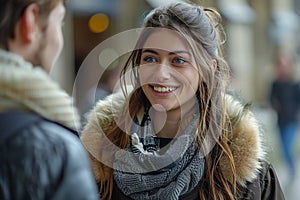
[148, 84, 178, 96]
[152, 85, 177, 93]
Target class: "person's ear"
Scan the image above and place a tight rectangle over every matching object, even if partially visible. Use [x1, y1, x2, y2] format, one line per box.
[212, 59, 217, 71]
[19, 3, 40, 43]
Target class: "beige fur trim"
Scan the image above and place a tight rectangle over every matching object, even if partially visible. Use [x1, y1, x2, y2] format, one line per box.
[80, 92, 126, 182]
[220, 95, 265, 185]
[0, 50, 80, 130]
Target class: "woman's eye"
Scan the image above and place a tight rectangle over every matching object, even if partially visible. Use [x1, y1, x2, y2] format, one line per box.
[143, 56, 157, 63]
[173, 57, 186, 64]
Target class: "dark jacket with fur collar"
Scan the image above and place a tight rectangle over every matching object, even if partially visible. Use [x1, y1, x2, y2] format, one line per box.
[81, 92, 285, 200]
[0, 50, 98, 200]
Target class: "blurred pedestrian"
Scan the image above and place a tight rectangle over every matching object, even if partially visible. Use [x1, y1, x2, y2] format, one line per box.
[0, 0, 98, 199]
[81, 2, 284, 199]
[270, 51, 300, 183]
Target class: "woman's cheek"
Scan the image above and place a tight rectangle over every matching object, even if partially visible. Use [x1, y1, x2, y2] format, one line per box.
[139, 67, 154, 85]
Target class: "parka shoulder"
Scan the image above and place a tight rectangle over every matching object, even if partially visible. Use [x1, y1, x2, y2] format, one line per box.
[80, 92, 126, 181]
[220, 95, 266, 185]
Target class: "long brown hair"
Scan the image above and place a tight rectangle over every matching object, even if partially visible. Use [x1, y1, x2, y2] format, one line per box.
[99, 2, 237, 199]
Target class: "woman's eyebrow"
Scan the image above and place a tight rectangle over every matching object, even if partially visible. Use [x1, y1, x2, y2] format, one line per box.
[142, 49, 190, 56]
[142, 49, 159, 55]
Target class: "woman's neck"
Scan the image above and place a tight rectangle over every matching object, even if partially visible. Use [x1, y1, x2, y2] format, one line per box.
[150, 99, 198, 138]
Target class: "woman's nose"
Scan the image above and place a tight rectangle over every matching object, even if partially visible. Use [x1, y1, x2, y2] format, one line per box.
[154, 60, 171, 80]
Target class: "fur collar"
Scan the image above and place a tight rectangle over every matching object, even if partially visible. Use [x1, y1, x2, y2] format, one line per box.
[0, 49, 80, 130]
[81, 91, 265, 186]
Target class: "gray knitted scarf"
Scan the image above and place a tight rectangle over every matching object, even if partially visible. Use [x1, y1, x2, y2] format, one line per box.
[113, 112, 205, 200]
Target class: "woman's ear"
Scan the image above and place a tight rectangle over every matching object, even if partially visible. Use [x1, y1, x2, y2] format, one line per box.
[19, 3, 40, 43]
[212, 59, 217, 71]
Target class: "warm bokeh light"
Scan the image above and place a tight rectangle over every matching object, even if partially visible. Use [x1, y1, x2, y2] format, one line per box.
[88, 13, 109, 33]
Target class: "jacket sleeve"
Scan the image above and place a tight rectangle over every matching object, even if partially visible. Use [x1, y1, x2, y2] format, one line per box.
[260, 163, 285, 200]
[243, 161, 285, 200]
[41, 123, 100, 200]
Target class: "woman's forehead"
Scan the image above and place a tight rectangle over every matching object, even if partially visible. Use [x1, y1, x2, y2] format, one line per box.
[142, 28, 191, 53]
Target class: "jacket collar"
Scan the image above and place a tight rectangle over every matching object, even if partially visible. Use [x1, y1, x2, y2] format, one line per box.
[0, 49, 80, 130]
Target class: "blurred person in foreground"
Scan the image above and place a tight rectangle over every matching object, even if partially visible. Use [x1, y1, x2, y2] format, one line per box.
[270, 51, 300, 184]
[0, 0, 98, 199]
[81, 2, 284, 199]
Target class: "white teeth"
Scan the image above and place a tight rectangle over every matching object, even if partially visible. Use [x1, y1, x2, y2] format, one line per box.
[153, 86, 176, 92]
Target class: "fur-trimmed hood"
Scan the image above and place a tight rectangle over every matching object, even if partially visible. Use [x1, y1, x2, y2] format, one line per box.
[0, 49, 80, 130]
[81, 91, 265, 186]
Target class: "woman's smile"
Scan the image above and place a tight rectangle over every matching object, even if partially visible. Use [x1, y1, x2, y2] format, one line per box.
[152, 85, 177, 93]
[148, 84, 179, 97]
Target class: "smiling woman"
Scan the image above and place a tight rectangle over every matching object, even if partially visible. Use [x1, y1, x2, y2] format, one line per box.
[80, 2, 285, 200]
